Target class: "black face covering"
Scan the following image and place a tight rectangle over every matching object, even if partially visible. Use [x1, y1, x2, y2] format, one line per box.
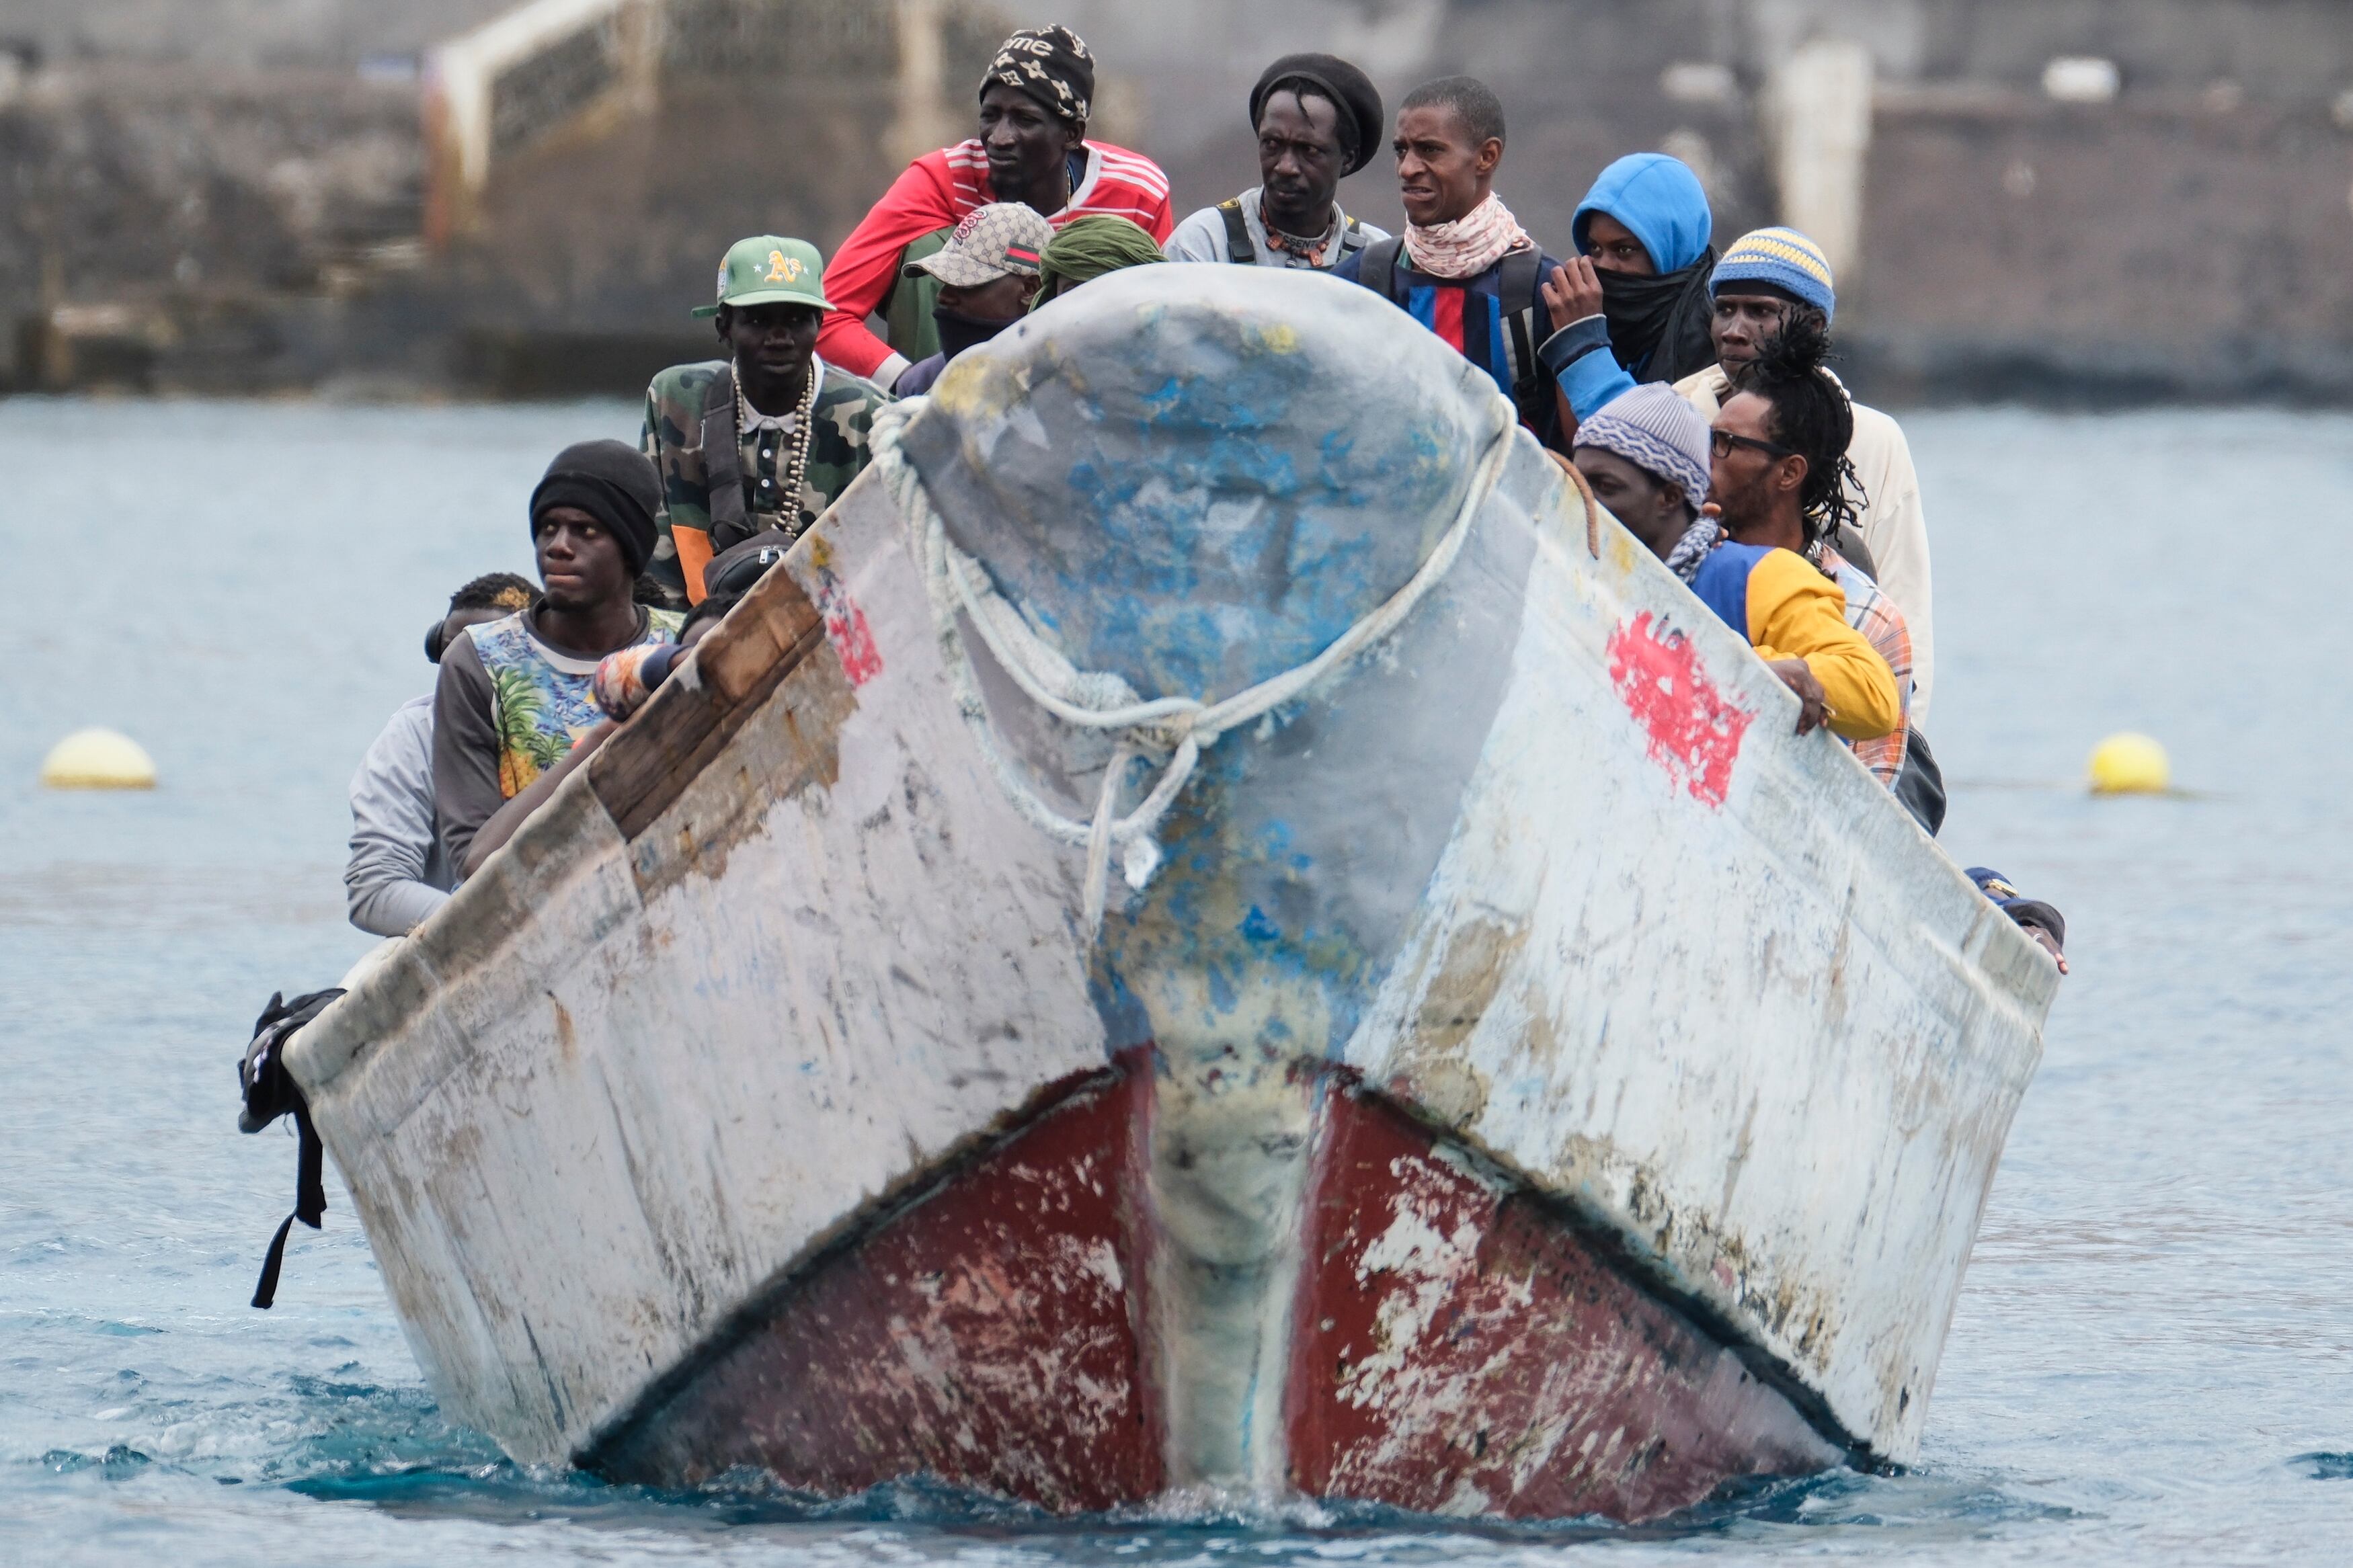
[934, 304, 1020, 362]
[1596, 247, 1720, 385]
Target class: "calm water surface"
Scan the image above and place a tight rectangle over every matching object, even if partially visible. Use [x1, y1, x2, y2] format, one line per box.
[3, 399, 2348, 1564]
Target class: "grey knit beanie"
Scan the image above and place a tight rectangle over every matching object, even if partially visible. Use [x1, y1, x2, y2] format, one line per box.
[1573, 383, 1712, 507]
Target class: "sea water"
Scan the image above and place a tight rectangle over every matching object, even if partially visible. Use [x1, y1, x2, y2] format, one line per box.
[2, 399, 2347, 1565]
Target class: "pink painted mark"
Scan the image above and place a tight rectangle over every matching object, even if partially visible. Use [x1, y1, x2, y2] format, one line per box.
[813, 569, 883, 687]
[1607, 612, 1750, 807]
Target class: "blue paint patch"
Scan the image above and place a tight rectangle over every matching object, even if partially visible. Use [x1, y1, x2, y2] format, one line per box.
[1206, 964, 1238, 1014]
[1240, 905, 1281, 944]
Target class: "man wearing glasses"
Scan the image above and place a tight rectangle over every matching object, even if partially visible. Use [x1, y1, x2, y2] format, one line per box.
[1541, 226, 1936, 727]
[1568, 380, 1899, 745]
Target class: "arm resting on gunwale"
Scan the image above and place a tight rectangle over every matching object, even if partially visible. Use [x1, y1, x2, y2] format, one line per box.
[459, 722, 616, 878]
[1745, 549, 1902, 743]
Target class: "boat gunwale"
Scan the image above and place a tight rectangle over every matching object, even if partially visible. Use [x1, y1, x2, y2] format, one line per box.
[290, 535, 839, 1099]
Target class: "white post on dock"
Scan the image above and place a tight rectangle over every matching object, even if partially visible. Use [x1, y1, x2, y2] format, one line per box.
[1767, 38, 1874, 280]
[889, 0, 957, 169]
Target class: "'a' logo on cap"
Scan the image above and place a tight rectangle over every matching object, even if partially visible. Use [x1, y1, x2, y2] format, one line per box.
[762, 249, 803, 284]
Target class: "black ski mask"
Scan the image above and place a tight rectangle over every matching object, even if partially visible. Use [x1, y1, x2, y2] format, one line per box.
[1596, 251, 1721, 385]
[933, 304, 1019, 363]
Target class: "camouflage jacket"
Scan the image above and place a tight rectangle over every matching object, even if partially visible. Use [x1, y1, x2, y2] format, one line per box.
[638, 356, 892, 602]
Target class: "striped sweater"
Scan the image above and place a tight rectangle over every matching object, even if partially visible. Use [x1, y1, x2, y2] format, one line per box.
[1333, 242, 1567, 445]
[817, 139, 1174, 384]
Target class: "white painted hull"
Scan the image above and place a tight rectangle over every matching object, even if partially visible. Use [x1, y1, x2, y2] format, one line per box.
[290, 268, 2050, 1518]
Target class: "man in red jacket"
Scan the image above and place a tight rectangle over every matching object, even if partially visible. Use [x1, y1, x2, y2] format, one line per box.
[818, 25, 1173, 391]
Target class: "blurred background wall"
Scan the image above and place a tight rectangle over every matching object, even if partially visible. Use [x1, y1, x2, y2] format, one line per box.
[5, 0, 2350, 403]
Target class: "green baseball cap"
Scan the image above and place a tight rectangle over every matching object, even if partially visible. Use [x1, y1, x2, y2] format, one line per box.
[692, 236, 834, 317]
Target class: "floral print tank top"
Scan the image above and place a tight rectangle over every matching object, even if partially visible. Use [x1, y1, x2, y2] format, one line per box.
[467, 607, 683, 799]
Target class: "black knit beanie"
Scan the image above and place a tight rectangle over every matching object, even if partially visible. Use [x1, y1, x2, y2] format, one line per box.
[1251, 54, 1384, 177]
[528, 440, 662, 575]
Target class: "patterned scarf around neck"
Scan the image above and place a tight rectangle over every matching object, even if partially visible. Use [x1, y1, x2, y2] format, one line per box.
[1403, 192, 1533, 280]
[1663, 515, 1724, 583]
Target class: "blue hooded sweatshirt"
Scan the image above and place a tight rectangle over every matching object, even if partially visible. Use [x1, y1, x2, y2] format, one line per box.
[1571, 153, 1714, 274]
[1544, 153, 1720, 417]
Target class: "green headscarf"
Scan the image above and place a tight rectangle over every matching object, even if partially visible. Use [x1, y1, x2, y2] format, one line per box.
[1029, 215, 1166, 311]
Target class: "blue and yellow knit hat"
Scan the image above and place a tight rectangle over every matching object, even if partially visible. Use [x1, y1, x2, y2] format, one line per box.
[1710, 227, 1835, 322]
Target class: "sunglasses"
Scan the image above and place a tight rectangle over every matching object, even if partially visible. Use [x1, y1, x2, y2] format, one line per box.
[1711, 428, 1796, 461]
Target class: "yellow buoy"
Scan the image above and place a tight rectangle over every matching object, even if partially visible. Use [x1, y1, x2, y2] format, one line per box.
[40, 729, 157, 790]
[2088, 732, 2169, 795]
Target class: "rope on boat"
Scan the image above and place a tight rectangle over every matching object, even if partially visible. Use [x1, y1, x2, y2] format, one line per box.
[1544, 448, 1607, 559]
[869, 399, 1516, 938]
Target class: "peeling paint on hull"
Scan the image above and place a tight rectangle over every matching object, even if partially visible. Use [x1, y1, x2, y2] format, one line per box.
[1286, 1081, 1839, 1520]
[586, 1056, 1833, 1522]
[288, 270, 2050, 1526]
[590, 1055, 1164, 1508]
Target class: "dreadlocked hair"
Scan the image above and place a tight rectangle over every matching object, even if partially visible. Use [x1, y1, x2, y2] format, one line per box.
[448, 571, 536, 614]
[1745, 313, 1862, 552]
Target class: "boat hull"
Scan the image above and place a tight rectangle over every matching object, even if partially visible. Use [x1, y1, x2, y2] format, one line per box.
[586, 1049, 1836, 1520]
[290, 269, 2050, 1524]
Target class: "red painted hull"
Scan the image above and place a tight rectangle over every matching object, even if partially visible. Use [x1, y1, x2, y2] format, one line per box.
[586, 1051, 1839, 1522]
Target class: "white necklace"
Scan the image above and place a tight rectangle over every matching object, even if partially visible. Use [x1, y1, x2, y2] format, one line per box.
[737, 360, 820, 537]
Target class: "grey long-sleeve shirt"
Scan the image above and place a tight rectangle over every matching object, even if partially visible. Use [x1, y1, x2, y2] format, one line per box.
[344, 696, 454, 937]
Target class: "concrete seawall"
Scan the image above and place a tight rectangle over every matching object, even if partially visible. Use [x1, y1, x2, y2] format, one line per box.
[5, 0, 2350, 403]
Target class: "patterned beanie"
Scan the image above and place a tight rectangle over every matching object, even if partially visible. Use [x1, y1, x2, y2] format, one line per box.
[982, 26, 1094, 124]
[1710, 226, 1836, 321]
[1573, 383, 1712, 508]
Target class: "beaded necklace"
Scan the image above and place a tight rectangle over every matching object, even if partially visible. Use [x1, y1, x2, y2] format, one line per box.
[1263, 201, 1342, 267]
[736, 359, 820, 538]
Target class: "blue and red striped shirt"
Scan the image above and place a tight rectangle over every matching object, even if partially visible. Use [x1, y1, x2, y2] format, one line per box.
[1336, 243, 1568, 444]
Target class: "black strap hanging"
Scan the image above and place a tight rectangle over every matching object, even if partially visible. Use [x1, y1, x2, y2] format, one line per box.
[1360, 235, 1402, 302]
[698, 364, 752, 550]
[1495, 247, 1550, 429]
[237, 987, 345, 1309]
[252, 1106, 326, 1309]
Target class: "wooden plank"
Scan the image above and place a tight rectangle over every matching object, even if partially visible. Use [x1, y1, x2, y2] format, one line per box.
[586, 561, 826, 841]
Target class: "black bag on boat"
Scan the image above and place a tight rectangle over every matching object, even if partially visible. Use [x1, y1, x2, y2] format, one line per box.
[237, 987, 344, 1309]
[1894, 729, 1946, 837]
[701, 527, 795, 600]
[1832, 522, 1878, 579]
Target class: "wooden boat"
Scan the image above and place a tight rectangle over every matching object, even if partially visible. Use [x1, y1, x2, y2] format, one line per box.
[290, 267, 2052, 1524]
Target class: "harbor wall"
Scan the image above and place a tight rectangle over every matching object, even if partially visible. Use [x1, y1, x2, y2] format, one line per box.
[4, 0, 2351, 403]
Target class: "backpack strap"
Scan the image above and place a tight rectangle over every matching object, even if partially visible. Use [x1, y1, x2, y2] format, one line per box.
[699, 364, 752, 550]
[1218, 198, 1257, 266]
[1359, 235, 1404, 303]
[1336, 214, 1368, 258]
[1495, 247, 1551, 429]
